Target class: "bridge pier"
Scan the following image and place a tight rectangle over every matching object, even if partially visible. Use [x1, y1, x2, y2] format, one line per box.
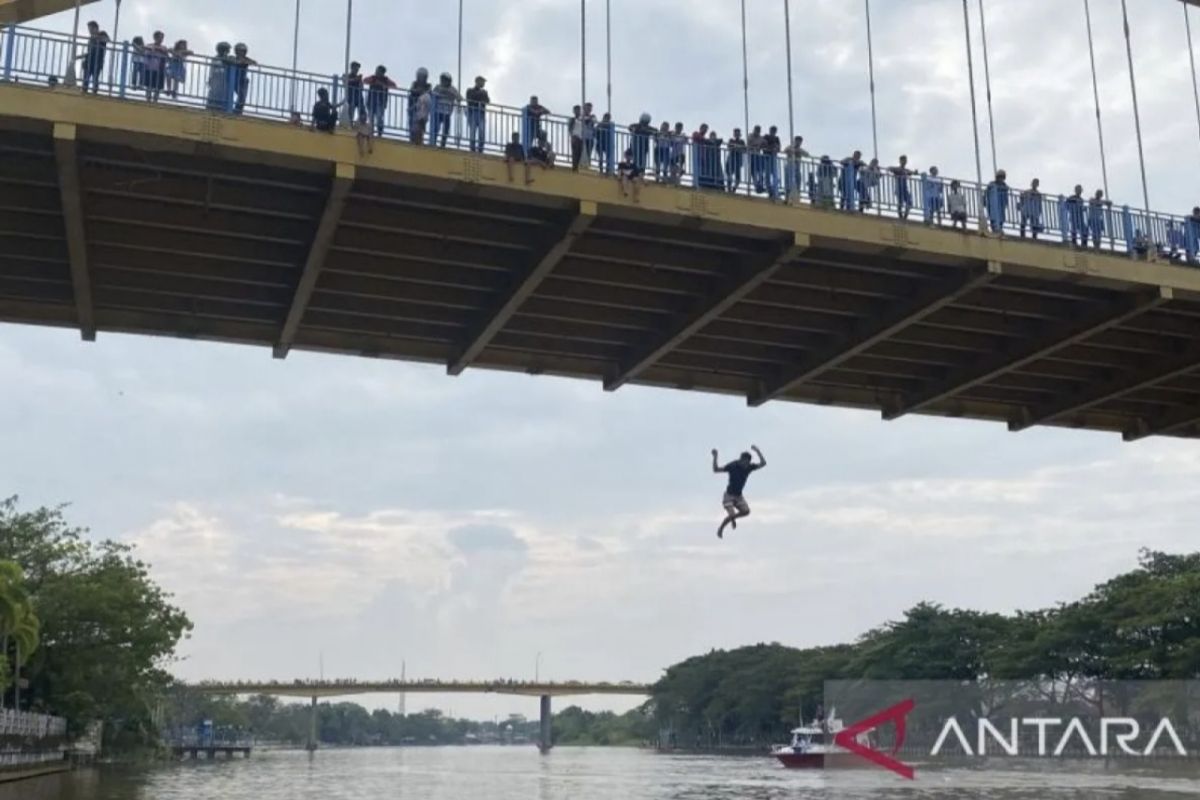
[306, 696, 318, 752]
[539, 694, 552, 753]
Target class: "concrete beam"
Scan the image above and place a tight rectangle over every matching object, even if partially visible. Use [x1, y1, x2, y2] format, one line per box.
[1012, 337, 1200, 433]
[273, 162, 355, 359]
[604, 232, 810, 391]
[749, 261, 1002, 407]
[1125, 403, 1200, 442]
[884, 287, 1173, 420]
[448, 200, 597, 376]
[52, 123, 95, 341]
[0, 0, 99, 24]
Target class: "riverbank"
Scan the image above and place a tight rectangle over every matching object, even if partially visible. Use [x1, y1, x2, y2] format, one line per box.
[0, 762, 70, 784]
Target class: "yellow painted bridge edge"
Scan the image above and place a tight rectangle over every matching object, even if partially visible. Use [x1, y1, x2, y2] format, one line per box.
[4, 83, 1200, 298]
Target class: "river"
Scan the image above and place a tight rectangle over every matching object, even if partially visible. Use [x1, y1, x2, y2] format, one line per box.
[6, 746, 1200, 799]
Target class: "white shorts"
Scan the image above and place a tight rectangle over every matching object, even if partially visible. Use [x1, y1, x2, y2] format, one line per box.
[722, 493, 749, 514]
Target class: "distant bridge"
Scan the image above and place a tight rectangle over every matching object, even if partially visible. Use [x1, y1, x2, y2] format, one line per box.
[188, 679, 652, 752]
[189, 679, 652, 699]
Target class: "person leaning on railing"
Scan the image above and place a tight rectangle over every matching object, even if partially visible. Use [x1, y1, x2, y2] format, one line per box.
[1019, 178, 1044, 240]
[465, 76, 489, 154]
[205, 42, 234, 111]
[78, 21, 109, 95]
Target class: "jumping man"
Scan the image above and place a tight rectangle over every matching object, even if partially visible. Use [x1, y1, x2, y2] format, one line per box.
[712, 445, 766, 539]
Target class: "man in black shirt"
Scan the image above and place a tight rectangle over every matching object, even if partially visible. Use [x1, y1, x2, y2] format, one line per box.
[311, 88, 337, 132]
[465, 76, 489, 153]
[504, 132, 529, 184]
[712, 445, 766, 539]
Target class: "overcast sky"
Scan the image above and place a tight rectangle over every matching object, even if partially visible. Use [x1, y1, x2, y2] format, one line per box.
[6, 0, 1200, 720]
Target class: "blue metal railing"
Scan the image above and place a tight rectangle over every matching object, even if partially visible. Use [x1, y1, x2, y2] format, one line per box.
[2, 24, 1198, 266]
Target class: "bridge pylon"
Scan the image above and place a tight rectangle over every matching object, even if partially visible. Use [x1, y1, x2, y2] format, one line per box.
[538, 695, 552, 753]
[306, 696, 318, 752]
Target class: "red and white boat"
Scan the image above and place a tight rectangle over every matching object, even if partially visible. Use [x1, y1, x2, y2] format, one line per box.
[771, 715, 870, 769]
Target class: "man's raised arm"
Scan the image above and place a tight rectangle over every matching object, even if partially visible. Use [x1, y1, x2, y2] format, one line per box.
[711, 449, 722, 473]
[751, 445, 766, 468]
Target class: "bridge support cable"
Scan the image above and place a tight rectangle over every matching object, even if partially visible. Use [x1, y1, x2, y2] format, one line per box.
[604, 232, 810, 391]
[977, 0, 998, 175]
[274, 162, 355, 359]
[960, 0, 985, 190]
[1012, 330, 1200, 433]
[749, 261, 1002, 407]
[1120, 0, 1151, 213]
[448, 200, 598, 375]
[740, 0, 750, 152]
[883, 287, 1173, 420]
[1082, 0, 1110, 200]
[1186, 0, 1200, 162]
[52, 123, 95, 341]
[865, 0, 879, 162]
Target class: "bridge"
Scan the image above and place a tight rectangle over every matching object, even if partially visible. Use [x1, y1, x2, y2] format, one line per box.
[0, 0, 98, 25]
[1, 26, 1199, 442]
[189, 679, 652, 752]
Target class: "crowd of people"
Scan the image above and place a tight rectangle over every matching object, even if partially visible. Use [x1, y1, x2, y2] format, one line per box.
[66, 20, 1200, 263]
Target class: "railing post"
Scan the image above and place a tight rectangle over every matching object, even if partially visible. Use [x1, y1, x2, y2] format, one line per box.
[2, 25, 16, 82]
[224, 62, 236, 114]
[1057, 195, 1069, 244]
[1121, 205, 1135, 258]
[117, 41, 130, 99]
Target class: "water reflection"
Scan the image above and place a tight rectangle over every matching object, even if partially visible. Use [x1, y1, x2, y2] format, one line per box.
[1, 748, 1198, 800]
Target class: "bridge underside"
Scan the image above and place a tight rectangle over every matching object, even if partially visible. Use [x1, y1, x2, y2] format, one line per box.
[2, 85, 1200, 441]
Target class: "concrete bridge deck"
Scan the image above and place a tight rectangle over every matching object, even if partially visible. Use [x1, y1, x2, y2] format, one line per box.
[2, 83, 1199, 441]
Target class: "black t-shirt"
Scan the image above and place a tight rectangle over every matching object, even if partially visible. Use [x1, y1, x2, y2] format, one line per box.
[763, 134, 781, 154]
[312, 100, 337, 131]
[466, 87, 490, 109]
[505, 142, 525, 161]
[724, 461, 760, 496]
[617, 159, 642, 178]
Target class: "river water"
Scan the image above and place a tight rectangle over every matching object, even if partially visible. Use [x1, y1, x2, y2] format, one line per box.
[6, 746, 1200, 799]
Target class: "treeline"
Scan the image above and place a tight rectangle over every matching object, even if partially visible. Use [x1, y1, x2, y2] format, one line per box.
[0, 499, 192, 750]
[651, 550, 1200, 746]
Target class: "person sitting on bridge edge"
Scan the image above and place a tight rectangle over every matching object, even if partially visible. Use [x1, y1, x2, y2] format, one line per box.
[311, 88, 338, 133]
[504, 132, 528, 184]
[529, 129, 555, 170]
[616, 148, 644, 202]
[1019, 178, 1043, 240]
[713, 445, 766, 539]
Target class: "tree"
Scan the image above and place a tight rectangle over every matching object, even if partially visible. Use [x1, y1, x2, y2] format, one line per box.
[0, 561, 39, 702]
[0, 498, 192, 745]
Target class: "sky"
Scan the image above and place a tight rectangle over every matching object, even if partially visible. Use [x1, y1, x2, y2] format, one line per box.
[5, 0, 1200, 720]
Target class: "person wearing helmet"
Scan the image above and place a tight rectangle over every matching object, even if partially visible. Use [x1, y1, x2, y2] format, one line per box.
[408, 68, 431, 143]
[628, 113, 654, 173]
[231, 43, 257, 114]
[431, 72, 461, 148]
[206, 42, 234, 111]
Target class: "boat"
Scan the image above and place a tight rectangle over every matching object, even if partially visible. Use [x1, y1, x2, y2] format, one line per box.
[770, 714, 870, 769]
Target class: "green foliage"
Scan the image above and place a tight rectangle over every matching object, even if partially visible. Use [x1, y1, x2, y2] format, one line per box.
[0, 498, 192, 744]
[0, 560, 39, 694]
[650, 550, 1200, 746]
